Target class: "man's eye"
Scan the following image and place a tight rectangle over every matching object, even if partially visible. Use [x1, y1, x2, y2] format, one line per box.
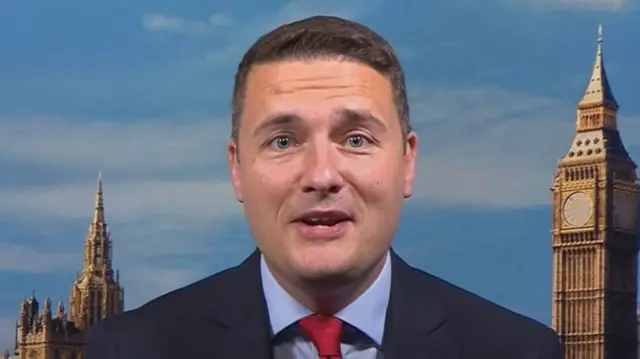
[346, 134, 369, 148]
[270, 136, 293, 150]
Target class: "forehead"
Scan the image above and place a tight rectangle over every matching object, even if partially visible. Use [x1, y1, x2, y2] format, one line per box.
[240, 59, 398, 128]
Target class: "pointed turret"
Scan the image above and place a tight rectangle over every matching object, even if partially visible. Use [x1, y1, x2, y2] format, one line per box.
[19, 299, 27, 318]
[93, 171, 105, 225]
[578, 24, 618, 110]
[69, 173, 125, 329]
[43, 297, 51, 312]
[574, 24, 620, 133]
[82, 171, 112, 274]
[562, 25, 632, 161]
[27, 292, 38, 321]
[56, 300, 65, 318]
[17, 299, 28, 338]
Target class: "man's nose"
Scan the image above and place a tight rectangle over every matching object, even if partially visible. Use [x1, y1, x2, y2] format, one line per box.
[300, 142, 344, 195]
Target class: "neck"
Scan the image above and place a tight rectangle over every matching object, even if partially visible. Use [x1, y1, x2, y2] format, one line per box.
[266, 254, 388, 314]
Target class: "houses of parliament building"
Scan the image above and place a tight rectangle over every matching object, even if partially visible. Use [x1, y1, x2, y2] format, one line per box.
[1, 25, 639, 359]
[3, 175, 125, 359]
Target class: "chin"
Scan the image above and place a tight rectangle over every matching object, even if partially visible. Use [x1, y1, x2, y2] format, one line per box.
[291, 251, 358, 282]
[295, 238, 352, 262]
[295, 266, 357, 290]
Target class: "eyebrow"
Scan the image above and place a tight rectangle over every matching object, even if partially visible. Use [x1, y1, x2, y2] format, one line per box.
[251, 113, 304, 138]
[332, 108, 388, 133]
[251, 108, 388, 138]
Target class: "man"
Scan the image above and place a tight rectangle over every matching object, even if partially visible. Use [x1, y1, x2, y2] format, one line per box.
[86, 16, 563, 359]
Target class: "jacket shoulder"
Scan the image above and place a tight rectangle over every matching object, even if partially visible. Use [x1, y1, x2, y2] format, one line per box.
[406, 265, 562, 357]
[86, 264, 244, 358]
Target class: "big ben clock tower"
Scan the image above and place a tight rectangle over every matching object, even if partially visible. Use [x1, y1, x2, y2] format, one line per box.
[551, 25, 639, 358]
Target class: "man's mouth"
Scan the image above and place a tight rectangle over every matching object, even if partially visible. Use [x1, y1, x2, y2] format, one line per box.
[296, 210, 352, 227]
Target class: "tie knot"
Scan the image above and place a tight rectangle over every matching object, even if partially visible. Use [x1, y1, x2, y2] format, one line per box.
[298, 314, 343, 358]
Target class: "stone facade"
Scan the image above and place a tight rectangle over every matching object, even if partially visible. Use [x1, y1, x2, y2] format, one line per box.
[551, 25, 639, 359]
[8, 174, 124, 359]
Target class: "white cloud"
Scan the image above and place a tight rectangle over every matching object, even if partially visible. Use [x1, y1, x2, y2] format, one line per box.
[0, 243, 76, 273]
[0, 177, 244, 282]
[2, 85, 639, 220]
[409, 84, 640, 208]
[0, 179, 239, 224]
[141, 0, 370, 42]
[0, 115, 245, 286]
[409, 84, 559, 126]
[512, 0, 630, 11]
[0, 117, 231, 174]
[262, 0, 376, 24]
[190, 0, 381, 66]
[1, 1, 379, 117]
[142, 13, 232, 35]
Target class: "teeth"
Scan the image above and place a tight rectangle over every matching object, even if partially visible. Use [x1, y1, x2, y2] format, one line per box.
[305, 217, 337, 225]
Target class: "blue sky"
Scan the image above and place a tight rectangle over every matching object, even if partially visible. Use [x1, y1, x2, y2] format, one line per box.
[1, 0, 639, 352]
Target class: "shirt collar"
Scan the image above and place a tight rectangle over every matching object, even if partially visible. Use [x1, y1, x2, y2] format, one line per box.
[260, 251, 391, 346]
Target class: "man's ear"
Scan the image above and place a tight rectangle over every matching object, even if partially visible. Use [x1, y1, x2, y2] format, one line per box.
[228, 139, 243, 203]
[403, 131, 418, 199]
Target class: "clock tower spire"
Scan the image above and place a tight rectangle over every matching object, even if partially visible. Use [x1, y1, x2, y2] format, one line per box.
[551, 25, 639, 359]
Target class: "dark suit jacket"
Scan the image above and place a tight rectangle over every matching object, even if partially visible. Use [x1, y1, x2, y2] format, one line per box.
[86, 249, 563, 359]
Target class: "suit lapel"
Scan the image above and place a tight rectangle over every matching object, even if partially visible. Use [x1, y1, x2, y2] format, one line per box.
[381, 250, 459, 359]
[198, 249, 274, 359]
[190, 248, 459, 358]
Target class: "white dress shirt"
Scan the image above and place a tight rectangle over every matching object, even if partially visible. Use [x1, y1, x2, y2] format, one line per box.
[260, 252, 391, 359]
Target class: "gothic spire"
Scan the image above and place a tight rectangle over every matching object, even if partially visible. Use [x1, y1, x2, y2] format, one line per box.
[92, 171, 105, 225]
[578, 24, 618, 110]
[82, 171, 112, 273]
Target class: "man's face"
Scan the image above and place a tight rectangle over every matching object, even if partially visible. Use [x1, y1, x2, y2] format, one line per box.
[229, 59, 417, 287]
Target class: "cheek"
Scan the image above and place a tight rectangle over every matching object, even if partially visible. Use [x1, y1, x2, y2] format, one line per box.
[243, 161, 296, 202]
[344, 157, 399, 201]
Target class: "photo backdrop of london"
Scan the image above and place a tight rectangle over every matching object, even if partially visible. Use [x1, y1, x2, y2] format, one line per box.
[1, 0, 640, 353]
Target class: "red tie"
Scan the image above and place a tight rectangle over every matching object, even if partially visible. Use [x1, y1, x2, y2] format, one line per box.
[298, 314, 343, 359]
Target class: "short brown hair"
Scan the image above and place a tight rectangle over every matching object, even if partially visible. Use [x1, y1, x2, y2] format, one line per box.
[230, 15, 411, 143]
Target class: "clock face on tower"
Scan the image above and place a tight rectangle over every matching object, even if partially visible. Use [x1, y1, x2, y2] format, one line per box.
[562, 191, 593, 227]
[613, 192, 637, 230]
